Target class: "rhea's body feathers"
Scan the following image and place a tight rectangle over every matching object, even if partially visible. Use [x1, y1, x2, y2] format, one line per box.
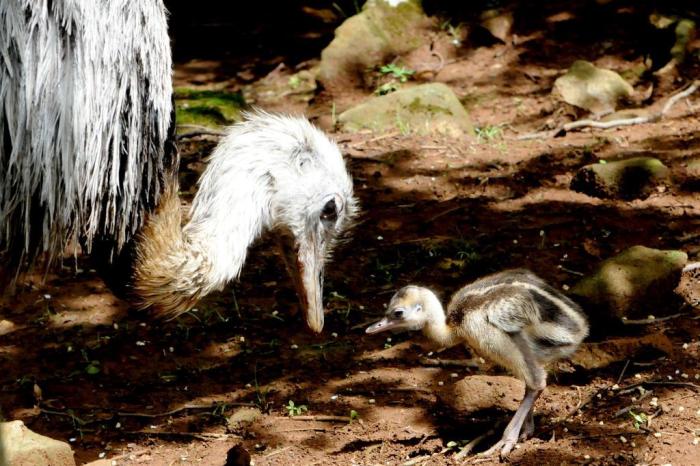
[0, 0, 174, 271]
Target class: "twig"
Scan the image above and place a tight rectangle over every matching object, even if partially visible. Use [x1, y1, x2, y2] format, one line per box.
[567, 430, 647, 441]
[620, 380, 700, 392]
[402, 454, 433, 466]
[276, 427, 330, 433]
[117, 402, 254, 418]
[455, 431, 492, 459]
[122, 430, 232, 441]
[263, 446, 292, 458]
[287, 415, 351, 422]
[621, 313, 685, 325]
[105, 449, 150, 462]
[516, 79, 699, 140]
[560, 266, 585, 277]
[683, 262, 700, 273]
[418, 357, 480, 368]
[616, 360, 631, 385]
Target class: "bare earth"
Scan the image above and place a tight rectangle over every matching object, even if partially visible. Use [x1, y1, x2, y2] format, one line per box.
[2, 2, 700, 465]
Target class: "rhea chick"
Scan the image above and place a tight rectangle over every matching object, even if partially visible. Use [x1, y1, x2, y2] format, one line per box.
[366, 269, 589, 458]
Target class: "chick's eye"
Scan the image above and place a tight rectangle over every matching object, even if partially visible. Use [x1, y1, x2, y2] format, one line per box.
[320, 198, 338, 222]
[392, 309, 404, 319]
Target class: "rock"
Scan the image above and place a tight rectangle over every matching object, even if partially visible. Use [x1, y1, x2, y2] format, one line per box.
[570, 156, 669, 200]
[338, 83, 473, 137]
[480, 9, 514, 43]
[437, 375, 522, 415]
[225, 444, 252, 466]
[0, 420, 75, 466]
[174, 88, 245, 130]
[571, 246, 688, 321]
[571, 333, 673, 369]
[553, 60, 634, 115]
[676, 156, 700, 191]
[670, 19, 696, 64]
[318, 0, 432, 91]
[226, 407, 262, 433]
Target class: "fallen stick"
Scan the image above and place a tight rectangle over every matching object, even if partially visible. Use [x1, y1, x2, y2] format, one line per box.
[122, 430, 233, 441]
[286, 415, 352, 422]
[621, 313, 686, 325]
[516, 80, 699, 140]
[418, 357, 480, 368]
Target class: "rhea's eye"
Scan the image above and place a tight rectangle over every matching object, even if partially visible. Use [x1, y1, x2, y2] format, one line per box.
[392, 309, 404, 319]
[415, 304, 422, 312]
[320, 198, 338, 222]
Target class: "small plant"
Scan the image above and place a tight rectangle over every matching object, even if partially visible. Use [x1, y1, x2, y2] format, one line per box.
[475, 125, 503, 143]
[379, 64, 415, 82]
[628, 410, 648, 429]
[285, 400, 308, 417]
[349, 409, 360, 422]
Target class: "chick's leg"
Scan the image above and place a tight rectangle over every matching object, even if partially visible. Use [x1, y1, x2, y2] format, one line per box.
[481, 386, 543, 458]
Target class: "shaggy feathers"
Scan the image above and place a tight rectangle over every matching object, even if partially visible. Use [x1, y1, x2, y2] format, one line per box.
[133, 112, 357, 318]
[0, 0, 173, 272]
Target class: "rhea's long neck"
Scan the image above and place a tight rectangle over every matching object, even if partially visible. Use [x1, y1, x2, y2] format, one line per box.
[421, 293, 460, 348]
[131, 164, 272, 318]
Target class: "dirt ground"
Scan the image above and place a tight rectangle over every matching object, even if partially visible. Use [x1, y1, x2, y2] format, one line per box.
[2, 1, 700, 465]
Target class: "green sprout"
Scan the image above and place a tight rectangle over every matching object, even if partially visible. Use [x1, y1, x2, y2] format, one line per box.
[285, 400, 308, 417]
[379, 64, 415, 83]
[628, 410, 648, 429]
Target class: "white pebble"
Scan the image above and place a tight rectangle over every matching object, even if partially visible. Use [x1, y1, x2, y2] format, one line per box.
[331, 332, 338, 338]
[98, 452, 106, 459]
[136, 341, 146, 346]
[513, 239, 518, 244]
[619, 436, 627, 443]
[377, 236, 383, 240]
[562, 284, 570, 291]
[584, 454, 591, 460]
[563, 427, 568, 433]
[647, 315, 655, 320]
[240, 336, 245, 342]
[675, 369, 680, 375]
[438, 381, 444, 386]
[169, 347, 174, 353]
[115, 422, 121, 429]
[693, 438, 699, 446]
[330, 395, 338, 401]
[386, 337, 392, 342]
[139, 322, 147, 327]
[368, 399, 376, 404]
[683, 343, 689, 350]
[450, 373, 459, 378]
[695, 374, 700, 380]
[599, 421, 604, 425]
[612, 384, 620, 390]
[679, 406, 685, 412]
[634, 373, 642, 379]
[654, 432, 662, 438]
[682, 373, 689, 379]
[245, 383, 252, 388]
[43, 294, 51, 299]
[113, 323, 119, 330]
[290, 344, 298, 349]
[69, 438, 76, 442]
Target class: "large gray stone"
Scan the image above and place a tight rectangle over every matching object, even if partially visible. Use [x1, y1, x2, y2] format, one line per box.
[571, 246, 687, 321]
[553, 60, 634, 115]
[570, 156, 669, 200]
[318, 0, 432, 91]
[0, 421, 75, 466]
[338, 83, 474, 137]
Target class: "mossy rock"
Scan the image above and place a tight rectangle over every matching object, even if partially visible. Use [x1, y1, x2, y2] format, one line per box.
[671, 19, 696, 63]
[571, 246, 687, 321]
[318, 0, 432, 91]
[570, 156, 669, 200]
[174, 88, 246, 130]
[553, 60, 633, 115]
[338, 83, 474, 137]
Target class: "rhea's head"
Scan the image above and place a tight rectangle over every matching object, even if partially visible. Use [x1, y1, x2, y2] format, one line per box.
[366, 286, 436, 334]
[187, 111, 357, 333]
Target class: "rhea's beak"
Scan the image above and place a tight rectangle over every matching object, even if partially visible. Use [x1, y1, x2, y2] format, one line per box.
[280, 230, 326, 333]
[365, 316, 403, 334]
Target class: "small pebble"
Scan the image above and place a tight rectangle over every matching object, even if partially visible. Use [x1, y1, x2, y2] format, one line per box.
[368, 399, 376, 404]
[682, 373, 689, 379]
[290, 344, 298, 349]
[619, 436, 627, 443]
[634, 373, 642, 379]
[631, 441, 636, 447]
[679, 406, 685, 412]
[562, 284, 570, 291]
[513, 239, 518, 244]
[695, 374, 700, 380]
[654, 432, 662, 438]
[563, 427, 568, 433]
[675, 369, 680, 375]
[136, 341, 146, 346]
[612, 384, 620, 390]
[386, 337, 392, 343]
[667, 375, 674, 381]
[438, 381, 444, 386]
[98, 452, 106, 459]
[647, 315, 655, 320]
[43, 294, 51, 299]
[69, 438, 76, 443]
[450, 373, 459, 378]
[584, 454, 591, 460]
[692, 438, 699, 446]
[245, 383, 252, 388]
[330, 395, 338, 401]
[331, 332, 338, 338]
[115, 422, 121, 429]
[240, 336, 245, 343]
[168, 347, 174, 353]
[599, 421, 604, 425]
[113, 323, 119, 330]
[683, 343, 690, 350]
[377, 236, 383, 241]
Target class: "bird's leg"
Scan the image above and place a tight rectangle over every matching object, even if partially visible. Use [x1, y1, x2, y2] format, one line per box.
[481, 386, 543, 458]
[520, 408, 536, 441]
